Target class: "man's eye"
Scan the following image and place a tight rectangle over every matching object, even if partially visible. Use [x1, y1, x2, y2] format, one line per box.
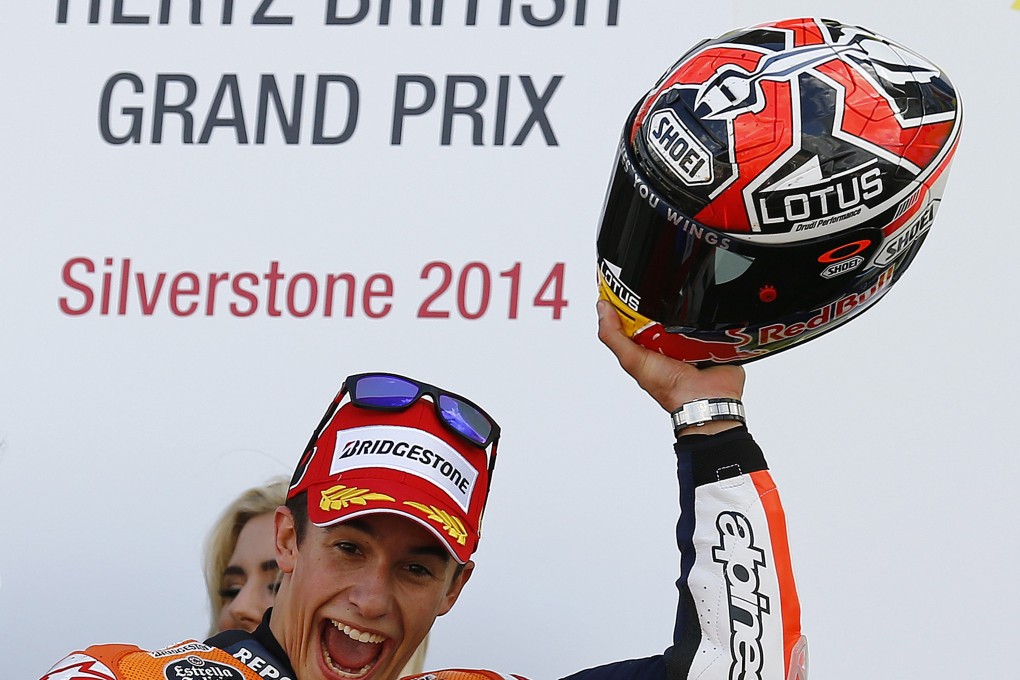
[406, 564, 434, 579]
[335, 541, 360, 554]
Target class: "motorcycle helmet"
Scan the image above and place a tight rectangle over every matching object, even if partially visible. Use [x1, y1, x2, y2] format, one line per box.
[596, 17, 962, 364]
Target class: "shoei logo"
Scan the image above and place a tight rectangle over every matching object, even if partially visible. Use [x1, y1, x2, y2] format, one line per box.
[163, 657, 244, 680]
[646, 106, 712, 185]
[875, 203, 936, 266]
[712, 511, 770, 680]
[820, 256, 864, 279]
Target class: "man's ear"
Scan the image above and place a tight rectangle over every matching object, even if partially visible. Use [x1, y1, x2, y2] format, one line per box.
[274, 506, 299, 574]
[437, 560, 474, 617]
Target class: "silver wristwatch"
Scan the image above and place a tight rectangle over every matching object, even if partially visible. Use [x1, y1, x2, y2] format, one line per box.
[670, 398, 745, 434]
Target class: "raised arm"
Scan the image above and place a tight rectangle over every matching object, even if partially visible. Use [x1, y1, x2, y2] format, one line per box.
[564, 302, 807, 680]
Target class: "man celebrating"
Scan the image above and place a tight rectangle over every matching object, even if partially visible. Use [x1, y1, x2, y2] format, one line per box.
[42, 371, 499, 680]
[41, 303, 805, 680]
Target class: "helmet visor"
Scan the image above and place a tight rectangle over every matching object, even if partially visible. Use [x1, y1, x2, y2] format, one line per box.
[596, 140, 888, 332]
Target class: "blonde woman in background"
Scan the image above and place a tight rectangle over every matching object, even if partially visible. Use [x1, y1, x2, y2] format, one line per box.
[205, 477, 289, 635]
[204, 477, 430, 675]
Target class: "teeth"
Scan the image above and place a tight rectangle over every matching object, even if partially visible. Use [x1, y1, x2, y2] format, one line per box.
[323, 647, 373, 678]
[331, 619, 385, 644]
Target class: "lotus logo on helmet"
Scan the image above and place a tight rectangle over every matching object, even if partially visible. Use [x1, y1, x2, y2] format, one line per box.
[757, 159, 884, 232]
[646, 105, 712, 185]
[599, 259, 641, 311]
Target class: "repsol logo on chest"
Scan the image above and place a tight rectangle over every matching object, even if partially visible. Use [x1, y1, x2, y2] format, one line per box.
[232, 646, 293, 680]
[756, 163, 883, 229]
[712, 511, 770, 680]
[646, 108, 712, 185]
[163, 657, 244, 680]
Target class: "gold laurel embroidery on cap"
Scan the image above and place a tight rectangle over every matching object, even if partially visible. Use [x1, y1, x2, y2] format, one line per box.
[319, 485, 396, 511]
[403, 502, 468, 546]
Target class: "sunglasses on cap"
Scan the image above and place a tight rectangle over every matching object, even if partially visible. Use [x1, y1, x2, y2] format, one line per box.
[299, 372, 501, 484]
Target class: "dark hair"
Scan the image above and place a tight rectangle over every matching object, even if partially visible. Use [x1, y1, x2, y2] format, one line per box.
[285, 491, 310, 545]
[284, 490, 466, 580]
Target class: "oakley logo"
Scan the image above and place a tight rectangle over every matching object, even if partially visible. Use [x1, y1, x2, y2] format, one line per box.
[713, 511, 770, 680]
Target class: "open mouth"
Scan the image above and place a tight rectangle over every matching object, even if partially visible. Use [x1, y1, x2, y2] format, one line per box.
[321, 619, 387, 678]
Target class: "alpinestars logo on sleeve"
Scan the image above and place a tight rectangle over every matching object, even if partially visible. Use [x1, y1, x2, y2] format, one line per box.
[713, 511, 771, 680]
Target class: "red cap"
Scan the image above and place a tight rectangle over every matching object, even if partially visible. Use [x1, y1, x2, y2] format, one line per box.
[288, 398, 490, 563]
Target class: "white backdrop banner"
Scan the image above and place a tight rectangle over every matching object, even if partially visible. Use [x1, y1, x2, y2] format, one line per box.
[2, 2, 1019, 680]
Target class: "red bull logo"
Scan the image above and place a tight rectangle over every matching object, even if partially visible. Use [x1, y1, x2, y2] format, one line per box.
[631, 265, 897, 364]
[634, 323, 761, 364]
[757, 266, 895, 347]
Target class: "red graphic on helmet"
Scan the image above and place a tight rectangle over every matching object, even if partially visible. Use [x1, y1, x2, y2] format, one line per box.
[595, 17, 961, 364]
[633, 324, 762, 364]
[631, 17, 959, 239]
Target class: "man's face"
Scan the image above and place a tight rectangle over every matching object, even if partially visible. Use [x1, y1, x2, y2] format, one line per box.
[270, 508, 473, 680]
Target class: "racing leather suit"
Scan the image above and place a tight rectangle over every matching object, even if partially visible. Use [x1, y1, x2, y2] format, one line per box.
[40, 427, 804, 680]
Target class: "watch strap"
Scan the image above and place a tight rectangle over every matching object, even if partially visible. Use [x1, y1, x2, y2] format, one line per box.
[671, 398, 745, 434]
